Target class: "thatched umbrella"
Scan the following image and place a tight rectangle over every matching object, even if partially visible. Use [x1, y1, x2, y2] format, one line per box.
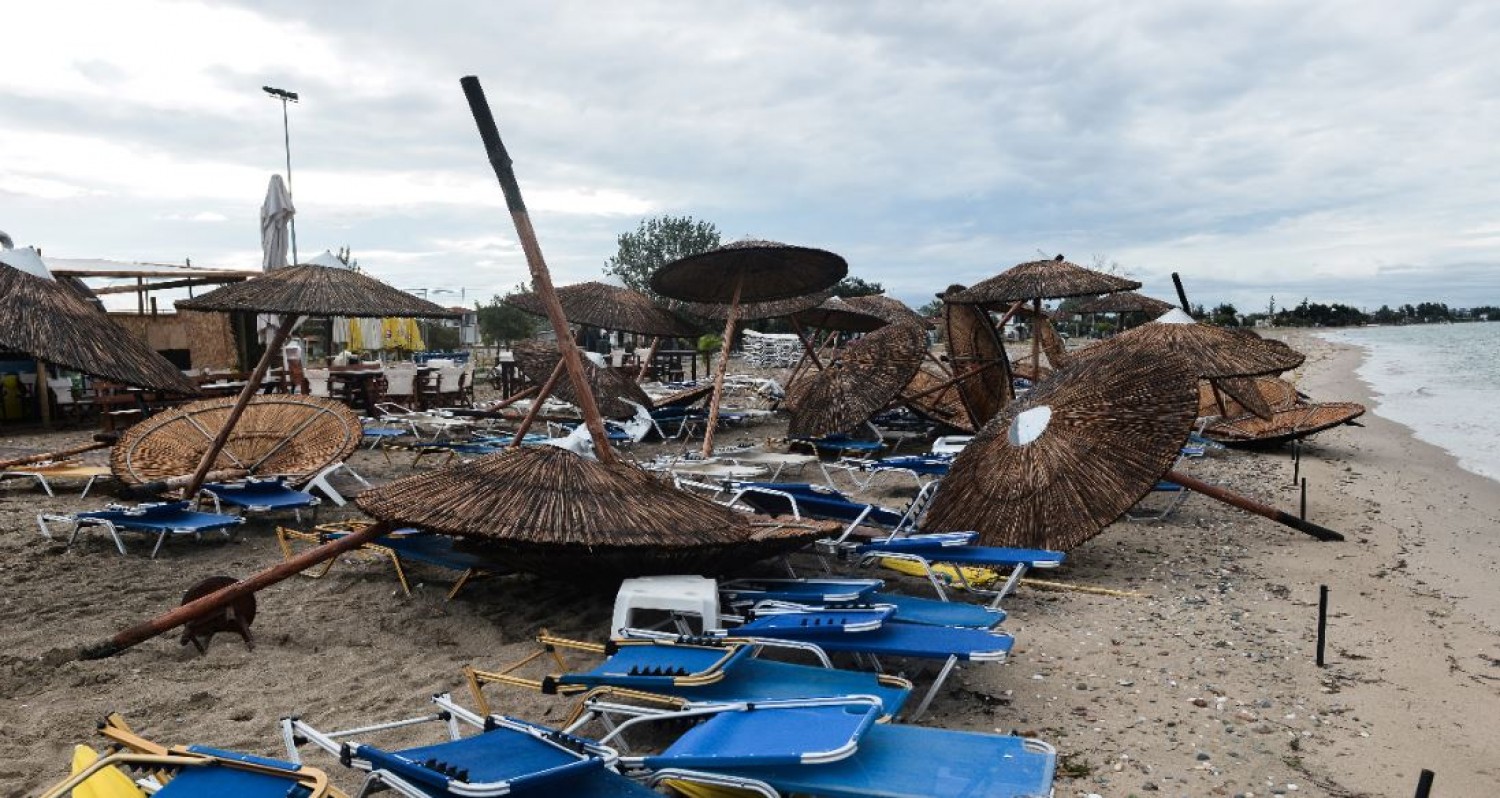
[112, 395, 361, 485]
[512, 339, 652, 419]
[356, 445, 825, 579]
[903, 362, 974, 433]
[505, 281, 699, 381]
[786, 321, 928, 438]
[680, 288, 834, 321]
[1072, 308, 1305, 380]
[0, 262, 198, 399]
[649, 239, 847, 456]
[947, 255, 1141, 382]
[940, 286, 1012, 430]
[843, 294, 934, 329]
[1203, 402, 1366, 448]
[174, 263, 456, 497]
[1199, 376, 1275, 421]
[1072, 291, 1175, 316]
[780, 296, 889, 396]
[922, 347, 1199, 551]
[1197, 375, 1301, 419]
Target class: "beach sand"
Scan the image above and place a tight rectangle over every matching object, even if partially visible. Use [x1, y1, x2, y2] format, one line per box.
[3, 331, 1498, 797]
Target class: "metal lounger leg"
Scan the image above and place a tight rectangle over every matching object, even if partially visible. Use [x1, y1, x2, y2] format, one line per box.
[908, 655, 960, 721]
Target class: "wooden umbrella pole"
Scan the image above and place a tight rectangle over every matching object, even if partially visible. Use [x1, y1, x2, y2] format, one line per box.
[789, 317, 825, 370]
[700, 276, 743, 458]
[1167, 470, 1344, 542]
[509, 359, 565, 449]
[0, 441, 109, 470]
[36, 360, 52, 428]
[78, 521, 393, 660]
[494, 384, 539, 409]
[182, 315, 295, 498]
[461, 76, 615, 464]
[1029, 298, 1042, 379]
[634, 336, 662, 383]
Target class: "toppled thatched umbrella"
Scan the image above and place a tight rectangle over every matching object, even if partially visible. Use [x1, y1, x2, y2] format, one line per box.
[947, 255, 1141, 382]
[786, 321, 928, 439]
[650, 239, 847, 456]
[1197, 376, 1301, 419]
[174, 262, 456, 498]
[1200, 375, 1276, 421]
[1072, 309, 1305, 380]
[512, 338, 652, 419]
[903, 362, 974, 433]
[921, 346, 1198, 551]
[505, 281, 699, 381]
[111, 395, 362, 486]
[1204, 401, 1366, 448]
[938, 285, 1013, 430]
[843, 294, 934, 329]
[0, 261, 198, 408]
[781, 296, 889, 400]
[356, 445, 825, 579]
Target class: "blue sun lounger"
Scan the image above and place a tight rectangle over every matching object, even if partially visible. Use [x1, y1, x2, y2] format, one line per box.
[578, 698, 1057, 798]
[199, 477, 320, 522]
[281, 694, 659, 797]
[730, 481, 1066, 606]
[719, 577, 1008, 629]
[278, 523, 508, 599]
[38, 501, 244, 558]
[44, 713, 339, 798]
[464, 634, 912, 720]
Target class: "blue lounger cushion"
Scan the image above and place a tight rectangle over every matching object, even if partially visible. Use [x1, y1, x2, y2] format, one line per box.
[738, 620, 1013, 662]
[734, 484, 907, 527]
[154, 746, 315, 797]
[560, 644, 753, 690]
[720, 577, 885, 605]
[861, 544, 1066, 569]
[379, 532, 510, 574]
[647, 702, 881, 768]
[680, 659, 910, 716]
[739, 607, 894, 636]
[79, 502, 242, 532]
[202, 480, 318, 510]
[354, 722, 605, 795]
[670, 723, 1056, 798]
[874, 592, 1007, 629]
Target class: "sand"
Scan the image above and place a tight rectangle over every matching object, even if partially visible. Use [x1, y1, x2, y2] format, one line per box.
[3, 331, 1498, 797]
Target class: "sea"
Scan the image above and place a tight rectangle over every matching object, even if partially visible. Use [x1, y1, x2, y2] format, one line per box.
[1321, 322, 1500, 484]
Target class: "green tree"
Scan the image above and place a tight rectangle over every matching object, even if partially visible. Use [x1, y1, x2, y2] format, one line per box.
[1209, 303, 1240, 327]
[604, 215, 721, 299]
[476, 285, 538, 346]
[831, 276, 884, 297]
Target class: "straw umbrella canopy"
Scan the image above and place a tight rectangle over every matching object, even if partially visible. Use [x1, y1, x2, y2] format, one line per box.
[513, 338, 652, 419]
[940, 288, 1012, 430]
[1199, 375, 1275, 421]
[843, 294, 934, 329]
[505, 281, 698, 338]
[1197, 375, 1301, 418]
[903, 362, 975, 433]
[0, 262, 198, 395]
[1203, 402, 1365, 448]
[1072, 291, 1175, 315]
[786, 321, 928, 438]
[173, 263, 456, 497]
[922, 347, 1199, 551]
[1072, 308, 1305, 380]
[788, 296, 888, 334]
[356, 445, 826, 579]
[947, 255, 1141, 381]
[649, 239, 847, 456]
[112, 395, 362, 484]
[680, 288, 834, 322]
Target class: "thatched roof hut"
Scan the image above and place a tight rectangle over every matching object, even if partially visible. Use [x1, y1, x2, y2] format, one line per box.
[176, 263, 457, 319]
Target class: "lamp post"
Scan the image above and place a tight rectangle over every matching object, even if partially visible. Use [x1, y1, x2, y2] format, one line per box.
[263, 85, 300, 264]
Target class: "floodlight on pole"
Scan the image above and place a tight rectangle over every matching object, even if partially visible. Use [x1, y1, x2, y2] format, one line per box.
[263, 85, 300, 265]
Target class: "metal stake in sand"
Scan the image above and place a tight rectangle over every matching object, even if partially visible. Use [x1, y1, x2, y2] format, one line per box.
[1292, 438, 1302, 485]
[1414, 769, 1435, 798]
[460, 75, 615, 464]
[1316, 584, 1329, 667]
[1300, 478, 1309, 520]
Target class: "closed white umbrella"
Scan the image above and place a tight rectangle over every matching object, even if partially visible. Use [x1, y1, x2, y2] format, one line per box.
[258, 175, 296, 344]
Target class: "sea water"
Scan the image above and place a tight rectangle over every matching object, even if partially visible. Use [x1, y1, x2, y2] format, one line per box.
[1322, 323, 1500, 483]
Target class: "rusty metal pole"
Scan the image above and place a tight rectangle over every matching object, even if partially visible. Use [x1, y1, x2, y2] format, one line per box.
[78, 521, 393, 659]
[1166, 470, 1343, 541]
[460, 76, 615, 464]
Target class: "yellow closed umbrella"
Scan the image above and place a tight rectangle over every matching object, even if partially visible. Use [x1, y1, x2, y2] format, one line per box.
[68, 745, 146, 798]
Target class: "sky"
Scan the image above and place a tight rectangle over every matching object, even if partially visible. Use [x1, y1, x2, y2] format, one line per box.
[4, 0, 1499, 315]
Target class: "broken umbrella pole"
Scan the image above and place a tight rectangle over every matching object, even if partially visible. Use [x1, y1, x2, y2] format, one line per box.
[1166, 470, 1344, 541]
[77, 521, 393, 660]
[0, 438, 113, 470]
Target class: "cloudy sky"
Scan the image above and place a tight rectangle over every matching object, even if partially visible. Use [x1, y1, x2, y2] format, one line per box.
[4, 1, 1499, 314]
